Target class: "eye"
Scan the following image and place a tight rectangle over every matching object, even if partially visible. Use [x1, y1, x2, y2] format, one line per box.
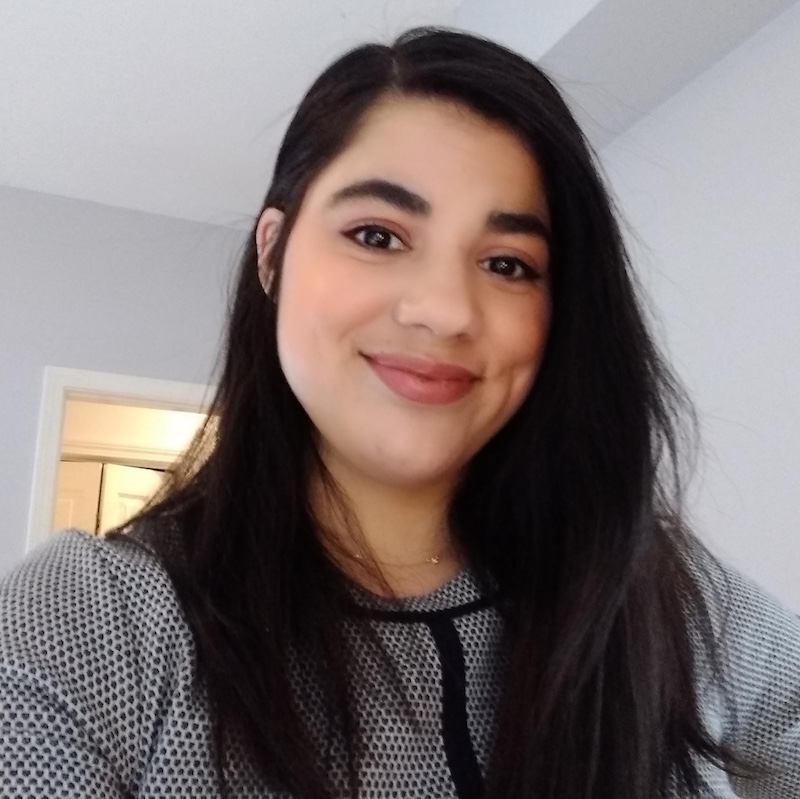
[481, 255, 542, 282]
[346, 224, 406, 251]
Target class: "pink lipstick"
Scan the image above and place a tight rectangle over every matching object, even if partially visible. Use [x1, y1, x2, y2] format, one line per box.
[364, 353, 479, 405]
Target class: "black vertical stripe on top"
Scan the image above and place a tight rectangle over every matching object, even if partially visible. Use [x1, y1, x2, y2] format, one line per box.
[426, 616, 484, 799]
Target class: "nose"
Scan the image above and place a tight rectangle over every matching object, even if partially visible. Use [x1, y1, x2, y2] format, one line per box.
[392, 255, 479, 339]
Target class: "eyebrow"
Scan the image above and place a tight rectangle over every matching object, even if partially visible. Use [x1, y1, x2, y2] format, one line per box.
[487, 211, 551, 243]
[329, 179, 431, 215]
[328, 178, 551, 243]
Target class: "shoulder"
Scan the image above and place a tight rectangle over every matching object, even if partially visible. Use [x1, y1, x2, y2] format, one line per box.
[0, 527, 198, 787]
[687, 543, 800, 678]
[0, 526, 190, 665]
[2, 524, 175, 595]
[686, 543, 800, 789]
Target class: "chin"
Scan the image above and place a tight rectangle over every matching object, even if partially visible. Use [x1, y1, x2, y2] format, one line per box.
[365, 460, 463, 491]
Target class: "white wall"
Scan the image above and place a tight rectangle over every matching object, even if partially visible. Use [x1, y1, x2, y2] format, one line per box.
[0, 185, 245, 574]
[457, 0, 602, 58]
[4, 4, 800, 612]
[601, 2, 800, 610]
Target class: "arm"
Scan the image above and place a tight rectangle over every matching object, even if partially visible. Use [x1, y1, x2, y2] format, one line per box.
[1, 663, 127, 796]
[0, 530, 180, 797]
[712, 565, 800, 797]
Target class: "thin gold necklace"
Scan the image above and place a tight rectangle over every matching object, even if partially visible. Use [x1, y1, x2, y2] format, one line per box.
[346, 547, 448, 567]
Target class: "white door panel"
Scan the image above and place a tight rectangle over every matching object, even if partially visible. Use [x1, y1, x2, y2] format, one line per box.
[53, 460, 104, 533]
[98, 463, 164, 534]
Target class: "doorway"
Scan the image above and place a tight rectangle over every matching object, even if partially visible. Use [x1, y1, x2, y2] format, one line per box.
[27, 367, 212, 553]
[54, 397, 206, 535]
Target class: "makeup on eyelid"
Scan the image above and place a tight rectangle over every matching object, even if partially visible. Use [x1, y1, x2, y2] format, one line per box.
[343, 222, 544, 282]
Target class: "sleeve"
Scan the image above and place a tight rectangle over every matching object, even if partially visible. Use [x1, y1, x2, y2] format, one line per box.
[709, 562, 800, 798]
[1, 664, 125, 797]
[0, 530, 184, 797]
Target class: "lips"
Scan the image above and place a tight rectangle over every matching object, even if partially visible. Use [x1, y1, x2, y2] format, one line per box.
[363, 352, 479, 405]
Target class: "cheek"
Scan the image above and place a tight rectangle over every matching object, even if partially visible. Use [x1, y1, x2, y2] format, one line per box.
[277, 276, 376, 360]
[499, 297, 551, 377]
[491, 298, 551, 418]
[275, 244, 385, 387]
[274, 244, 328, 391]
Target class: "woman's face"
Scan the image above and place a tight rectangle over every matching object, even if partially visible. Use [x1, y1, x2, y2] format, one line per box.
[257, 95, 552, 494]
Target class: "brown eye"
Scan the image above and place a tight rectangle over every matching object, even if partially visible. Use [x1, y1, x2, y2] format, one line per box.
[347, 225, 405, 251]
[481, 255, 541, 281]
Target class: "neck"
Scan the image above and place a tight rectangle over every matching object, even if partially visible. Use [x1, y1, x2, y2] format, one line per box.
[311, 458, 465, 597]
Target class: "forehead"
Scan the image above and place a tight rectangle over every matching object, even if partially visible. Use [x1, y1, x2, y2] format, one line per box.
[303, 94, 548, 216]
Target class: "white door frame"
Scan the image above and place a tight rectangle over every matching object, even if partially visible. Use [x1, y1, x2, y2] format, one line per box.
[27, 366, 213, 554]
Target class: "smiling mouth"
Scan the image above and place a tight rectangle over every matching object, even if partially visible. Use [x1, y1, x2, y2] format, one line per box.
[362, 353, 478, 405]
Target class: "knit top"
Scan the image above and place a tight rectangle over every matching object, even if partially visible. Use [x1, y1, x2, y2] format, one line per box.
[0, 529, 798, 797]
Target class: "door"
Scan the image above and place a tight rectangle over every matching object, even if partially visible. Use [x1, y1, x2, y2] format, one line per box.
[98, 463, 165, 534]
[53, 460, 103, 533]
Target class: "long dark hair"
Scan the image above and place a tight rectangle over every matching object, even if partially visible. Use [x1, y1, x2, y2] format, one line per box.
[121, 27, 768, 798]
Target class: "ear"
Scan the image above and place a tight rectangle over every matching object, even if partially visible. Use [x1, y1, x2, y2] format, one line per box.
[255, 207, 285, 296]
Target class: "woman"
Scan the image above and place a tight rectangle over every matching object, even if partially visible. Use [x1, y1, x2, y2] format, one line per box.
[1, 27, 799, 799]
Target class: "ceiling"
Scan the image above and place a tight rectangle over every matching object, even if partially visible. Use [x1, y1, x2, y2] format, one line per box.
[1, 0, 796, 230]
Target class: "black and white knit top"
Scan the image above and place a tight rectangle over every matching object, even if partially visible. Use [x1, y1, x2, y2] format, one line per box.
[0, 529, 798, 797]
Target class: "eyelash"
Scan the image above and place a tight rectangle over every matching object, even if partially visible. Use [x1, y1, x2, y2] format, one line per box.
[346, 224, 406, 251]
[344, 223, 543, 282]
[480, 255, 541, 282]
